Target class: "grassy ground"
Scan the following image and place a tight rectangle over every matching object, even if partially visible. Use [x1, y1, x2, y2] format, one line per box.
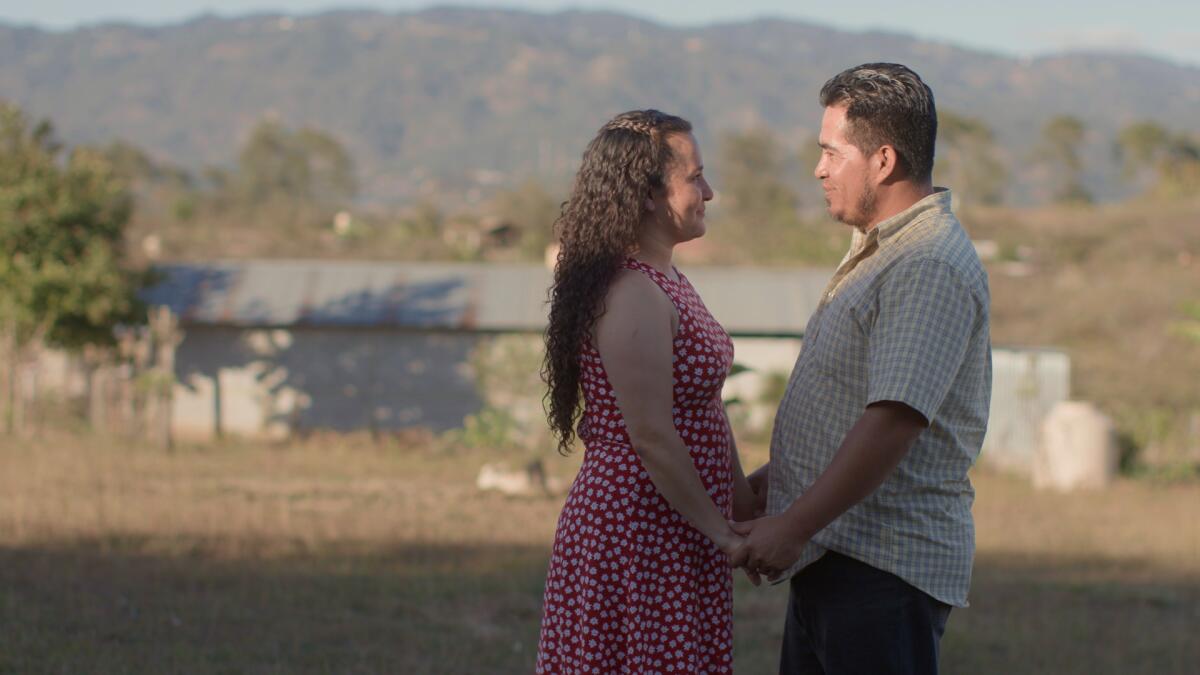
[1, 433, 1197, 674]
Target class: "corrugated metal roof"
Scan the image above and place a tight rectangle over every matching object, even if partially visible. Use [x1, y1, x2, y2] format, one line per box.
[142, 260, 833, 336]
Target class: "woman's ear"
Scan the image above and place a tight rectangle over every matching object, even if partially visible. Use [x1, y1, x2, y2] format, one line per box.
[644, 196, 656, 212]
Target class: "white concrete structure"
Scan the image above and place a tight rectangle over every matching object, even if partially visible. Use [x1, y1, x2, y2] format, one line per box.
[1033, 401, 1119, 491]
[979, 349, 1072, 475]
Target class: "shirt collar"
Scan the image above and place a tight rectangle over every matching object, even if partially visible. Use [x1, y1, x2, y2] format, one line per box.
[869, 187, 953, 243]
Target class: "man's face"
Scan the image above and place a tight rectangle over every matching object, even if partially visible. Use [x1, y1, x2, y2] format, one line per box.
[814, 104, 877, 230]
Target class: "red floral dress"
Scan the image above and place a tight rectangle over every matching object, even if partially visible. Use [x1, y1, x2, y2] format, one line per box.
[536, 259, 736, 674]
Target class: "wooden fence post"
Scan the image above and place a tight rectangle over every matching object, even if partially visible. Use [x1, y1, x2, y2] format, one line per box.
[148, 306, 182, 450]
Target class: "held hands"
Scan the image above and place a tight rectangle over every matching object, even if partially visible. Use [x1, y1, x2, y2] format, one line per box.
[727, 514, 809, 583]
[705, 530, 763, 583]
[726, 463, 777, 584]
[726, 463, 812, 585]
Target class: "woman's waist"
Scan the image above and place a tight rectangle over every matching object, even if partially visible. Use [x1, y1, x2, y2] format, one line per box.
[579, 433, 732, 470]
[579, 397, 725, 423]
[576, 414, 631, 446]
[575, 441, 735, 495]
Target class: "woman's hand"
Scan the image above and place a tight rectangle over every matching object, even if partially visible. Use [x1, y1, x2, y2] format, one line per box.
[720, 528, 764, 587]
[713, 527, 744, 557]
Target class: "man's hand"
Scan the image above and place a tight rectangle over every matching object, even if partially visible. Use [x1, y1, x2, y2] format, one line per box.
[747, 463, 769, 498]
[729, 513, 808, 582]
[744, 463, 769, 519]
[732, 483, 766, 522]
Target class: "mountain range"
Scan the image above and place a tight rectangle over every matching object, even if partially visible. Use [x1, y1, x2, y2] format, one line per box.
[3, 7, 1199, 204]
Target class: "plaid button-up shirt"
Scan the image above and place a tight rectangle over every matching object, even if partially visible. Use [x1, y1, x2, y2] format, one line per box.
[767, 189, 991, 607]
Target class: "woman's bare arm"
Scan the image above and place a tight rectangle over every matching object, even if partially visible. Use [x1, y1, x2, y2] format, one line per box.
[594, 270, 741, 554]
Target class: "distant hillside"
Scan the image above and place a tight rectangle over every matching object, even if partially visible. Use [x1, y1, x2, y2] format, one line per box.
[3, 7, 1199, 203]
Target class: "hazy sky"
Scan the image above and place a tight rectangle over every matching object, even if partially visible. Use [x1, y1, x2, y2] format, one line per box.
[3, 1, 1198, 68]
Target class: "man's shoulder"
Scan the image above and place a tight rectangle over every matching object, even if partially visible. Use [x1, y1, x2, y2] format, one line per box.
[892, 214, 987, 294]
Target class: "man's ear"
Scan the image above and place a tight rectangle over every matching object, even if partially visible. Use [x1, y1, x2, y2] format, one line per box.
[875, 145, 903, 184]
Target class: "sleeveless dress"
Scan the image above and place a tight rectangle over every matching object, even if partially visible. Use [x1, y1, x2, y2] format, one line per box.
[536, 259, 736, 674]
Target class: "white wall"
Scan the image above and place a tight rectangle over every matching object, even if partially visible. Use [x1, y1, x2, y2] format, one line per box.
[171, 326, 482, 440]
[980, 348, 1072, 475]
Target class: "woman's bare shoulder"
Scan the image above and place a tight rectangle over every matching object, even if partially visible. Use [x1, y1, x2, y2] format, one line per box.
[605, 268, 671, 315]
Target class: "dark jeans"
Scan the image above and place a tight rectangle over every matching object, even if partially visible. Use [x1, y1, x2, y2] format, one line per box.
[780, 551, 952, 675]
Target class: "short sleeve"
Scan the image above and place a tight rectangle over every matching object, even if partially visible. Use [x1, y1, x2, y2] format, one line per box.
[866, 258, 978, 423]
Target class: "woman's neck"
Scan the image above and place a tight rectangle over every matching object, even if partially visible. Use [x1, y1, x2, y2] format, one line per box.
[632, 228, 676, 278]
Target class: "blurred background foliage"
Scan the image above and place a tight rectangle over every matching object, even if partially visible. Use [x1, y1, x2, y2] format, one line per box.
[2, 79, 1199, 468]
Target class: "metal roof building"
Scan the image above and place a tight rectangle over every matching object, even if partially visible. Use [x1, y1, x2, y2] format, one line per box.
[141, 260, 1069, 473]
[141, 260, 834, 440]
[143, 260, 835, 336]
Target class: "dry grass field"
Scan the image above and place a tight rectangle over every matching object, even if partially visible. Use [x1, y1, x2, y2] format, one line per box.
[1, 432, 1197, 674]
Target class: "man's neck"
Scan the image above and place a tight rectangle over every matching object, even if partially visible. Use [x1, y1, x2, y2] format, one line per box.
[862, 182, 935, 232]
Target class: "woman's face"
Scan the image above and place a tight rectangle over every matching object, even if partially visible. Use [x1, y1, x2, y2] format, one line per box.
[652, 132, 714, 243]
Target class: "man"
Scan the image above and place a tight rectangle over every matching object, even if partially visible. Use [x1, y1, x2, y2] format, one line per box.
[731, 63, 992, 674]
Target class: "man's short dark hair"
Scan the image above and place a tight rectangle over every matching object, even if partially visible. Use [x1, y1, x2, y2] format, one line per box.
[819, 63, 937, 183]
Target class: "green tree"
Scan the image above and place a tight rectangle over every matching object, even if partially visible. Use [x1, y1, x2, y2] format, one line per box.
[714, 130, 798, 260]
[490, 179, 561, 261]
[100, 140, 192, 188]
[714, 129, 844, 264]
[1034, 115, 1092, 204]
[1115, 121, 1170, 172]
[936, 111, 1007, 205]
[0, 101, 147, 431]
[1115, 121, 1200, 199]
[236, 119, 357, 208]
[720, 129, 799, 226]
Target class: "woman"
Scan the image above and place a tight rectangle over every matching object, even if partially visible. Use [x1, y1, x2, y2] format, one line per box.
[536, 109, 760, 673]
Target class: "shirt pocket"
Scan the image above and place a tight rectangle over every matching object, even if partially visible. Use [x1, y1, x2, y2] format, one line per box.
[813, 295, 871, 385]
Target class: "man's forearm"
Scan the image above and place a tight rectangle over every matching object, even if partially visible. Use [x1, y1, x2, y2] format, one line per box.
[782, 402, 926, 539]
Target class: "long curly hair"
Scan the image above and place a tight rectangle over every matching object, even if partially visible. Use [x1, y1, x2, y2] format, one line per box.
[543, 109, 692, 455]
